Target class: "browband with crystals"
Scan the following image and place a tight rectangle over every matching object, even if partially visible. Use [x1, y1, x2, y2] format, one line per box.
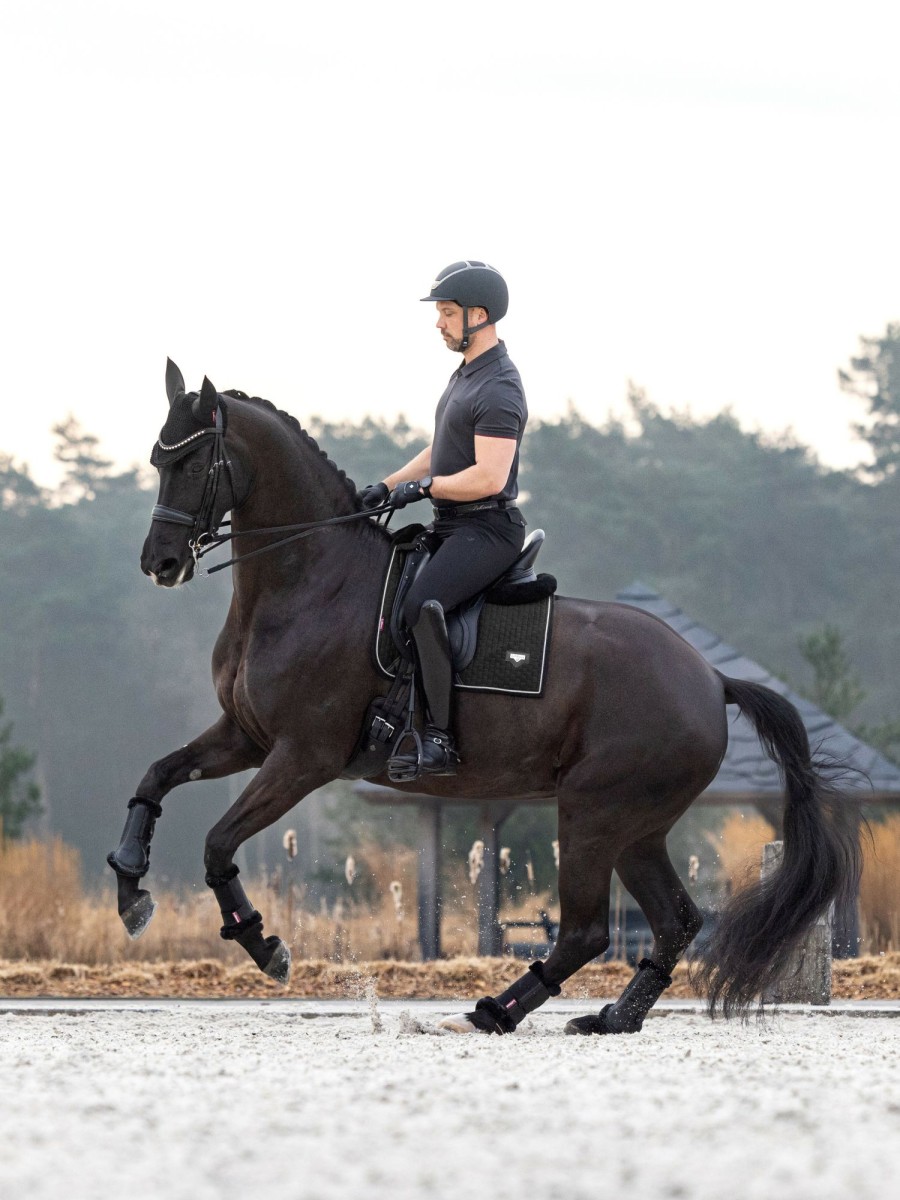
[156, 428, 217, 452]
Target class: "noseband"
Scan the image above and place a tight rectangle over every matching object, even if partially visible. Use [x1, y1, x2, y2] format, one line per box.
[151, 406, 235, 564]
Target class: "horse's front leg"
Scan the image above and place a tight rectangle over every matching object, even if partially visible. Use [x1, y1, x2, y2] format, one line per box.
[107, 714, 265, 938]
[202, 745, 333, 984]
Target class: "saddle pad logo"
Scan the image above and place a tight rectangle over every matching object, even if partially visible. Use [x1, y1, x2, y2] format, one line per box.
[506, 650, 530, 667]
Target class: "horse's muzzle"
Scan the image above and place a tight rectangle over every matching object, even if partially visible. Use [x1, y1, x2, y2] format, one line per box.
[142, 554, 195, 587]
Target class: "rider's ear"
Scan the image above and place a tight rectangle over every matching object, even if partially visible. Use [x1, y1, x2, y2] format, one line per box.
[192, 376, 218, 426]
[165, 358, 186, 406]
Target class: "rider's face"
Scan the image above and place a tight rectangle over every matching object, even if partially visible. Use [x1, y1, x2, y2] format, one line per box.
[435, 301, 464, 352]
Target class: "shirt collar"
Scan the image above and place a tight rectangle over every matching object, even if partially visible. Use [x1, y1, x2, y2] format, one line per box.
[459, 340, 508, 378]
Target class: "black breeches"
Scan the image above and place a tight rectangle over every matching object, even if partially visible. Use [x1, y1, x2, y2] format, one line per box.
[402, 508, 527, 627]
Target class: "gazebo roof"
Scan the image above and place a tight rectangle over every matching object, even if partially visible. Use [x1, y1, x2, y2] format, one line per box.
[616, 581, 900, 801]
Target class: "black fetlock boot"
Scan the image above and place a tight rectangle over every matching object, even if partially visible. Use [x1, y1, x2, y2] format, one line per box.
[206, 865, 292, 984]
[439, 961, 561, 1034]
[107, 797, 163, 938]
[388, 600, 459, 781]
[565, 958, 673, 1036]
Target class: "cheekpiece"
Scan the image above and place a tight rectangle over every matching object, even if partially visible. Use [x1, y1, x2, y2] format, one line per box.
[150, 394, 226, 468]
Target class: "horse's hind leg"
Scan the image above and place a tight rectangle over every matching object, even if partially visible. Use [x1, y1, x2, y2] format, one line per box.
[107, 715, 265, 938]
[440, 803, 618, 1035]
[566, 833, 702, 1036]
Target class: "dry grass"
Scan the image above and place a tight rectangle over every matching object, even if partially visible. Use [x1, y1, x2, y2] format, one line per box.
[860, 815, 900, 954]
[0, 834, 564, 966]
[704, 811, 776, 895]
[1, 808, 897, 985]
[0, 953, 898, 1000]
[0, 836, 430, 965]
[708, 808, 900, 958]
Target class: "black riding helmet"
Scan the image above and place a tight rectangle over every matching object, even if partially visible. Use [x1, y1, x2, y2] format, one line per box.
[420, 260, 509, 350]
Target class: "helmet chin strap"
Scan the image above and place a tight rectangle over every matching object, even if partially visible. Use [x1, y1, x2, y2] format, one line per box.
[460, 308, 491, 352]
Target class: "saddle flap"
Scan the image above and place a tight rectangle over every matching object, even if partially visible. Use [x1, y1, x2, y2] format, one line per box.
[447, 594, 487, 672]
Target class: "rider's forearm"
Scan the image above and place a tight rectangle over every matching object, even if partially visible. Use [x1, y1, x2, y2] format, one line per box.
[383, 445, 432, 489]
[430, 463, 508, 502]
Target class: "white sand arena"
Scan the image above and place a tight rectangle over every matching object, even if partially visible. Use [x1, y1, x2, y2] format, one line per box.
[0, 1000, 898, 1200]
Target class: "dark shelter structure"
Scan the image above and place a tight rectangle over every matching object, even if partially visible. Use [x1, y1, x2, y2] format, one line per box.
[360, 581, 900, 960]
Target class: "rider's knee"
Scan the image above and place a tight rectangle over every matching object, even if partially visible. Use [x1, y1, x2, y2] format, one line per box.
[402, 592, 428, 629]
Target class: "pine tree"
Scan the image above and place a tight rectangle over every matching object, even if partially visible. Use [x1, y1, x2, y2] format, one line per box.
[0, 696, 42, 839]
[839, 322, 900, 478]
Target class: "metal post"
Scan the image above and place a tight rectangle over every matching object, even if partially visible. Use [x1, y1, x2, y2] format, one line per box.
[417, 801, 442, 960]
[762, 840, 832, 1005]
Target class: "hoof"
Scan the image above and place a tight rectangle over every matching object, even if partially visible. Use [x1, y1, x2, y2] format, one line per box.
[565, 1004, 613, 1036]
[121, 891, 157, 940]
[437, 1012, 479, 1034]
[565, 1016, 606, 1036]
[262, 937, 291, 985]
[565, 1005, 641, 1036]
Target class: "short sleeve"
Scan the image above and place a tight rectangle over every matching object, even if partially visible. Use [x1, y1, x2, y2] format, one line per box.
[472, 377, 526, 439]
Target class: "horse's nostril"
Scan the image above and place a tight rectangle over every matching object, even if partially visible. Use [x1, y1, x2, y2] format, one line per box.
[155, 558, 181, 581]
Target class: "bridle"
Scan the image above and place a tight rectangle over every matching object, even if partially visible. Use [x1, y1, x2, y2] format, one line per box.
[150, 403, 395, 576]
[150, 405, 237, 566]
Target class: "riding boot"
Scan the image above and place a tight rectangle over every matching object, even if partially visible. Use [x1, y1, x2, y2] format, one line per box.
[388, 600, 459, 780]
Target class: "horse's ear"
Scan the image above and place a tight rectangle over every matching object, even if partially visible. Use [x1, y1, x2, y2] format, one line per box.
[165, 358, 186, 406]
[192, 376, 219, 426]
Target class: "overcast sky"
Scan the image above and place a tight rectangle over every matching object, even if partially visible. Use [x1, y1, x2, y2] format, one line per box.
[2, 1, 898, 486]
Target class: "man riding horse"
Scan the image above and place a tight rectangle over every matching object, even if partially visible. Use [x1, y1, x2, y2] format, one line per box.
[357, 260, 528, 780]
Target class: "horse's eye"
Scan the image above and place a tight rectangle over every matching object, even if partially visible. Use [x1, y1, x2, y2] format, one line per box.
[189, 462, 205, 475]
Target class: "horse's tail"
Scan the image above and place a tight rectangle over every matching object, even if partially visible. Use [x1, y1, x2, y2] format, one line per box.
[693, 673, 862, 1016]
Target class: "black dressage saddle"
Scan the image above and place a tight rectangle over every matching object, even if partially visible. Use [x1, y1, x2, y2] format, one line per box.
[389, 528, 553, 672]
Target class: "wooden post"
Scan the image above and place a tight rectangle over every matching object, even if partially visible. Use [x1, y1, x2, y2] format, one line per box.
[476, 804, 515, 956]
[417, 801, 442, 961]
[761, 841, 832, 1005]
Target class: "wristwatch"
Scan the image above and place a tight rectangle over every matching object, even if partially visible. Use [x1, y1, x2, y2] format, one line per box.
[418, 475, 433, 499]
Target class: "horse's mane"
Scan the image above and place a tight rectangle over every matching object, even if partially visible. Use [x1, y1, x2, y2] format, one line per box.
[223, 390, 362, 511]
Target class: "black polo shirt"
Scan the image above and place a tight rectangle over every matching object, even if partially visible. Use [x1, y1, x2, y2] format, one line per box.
[431, 341, 528, 505]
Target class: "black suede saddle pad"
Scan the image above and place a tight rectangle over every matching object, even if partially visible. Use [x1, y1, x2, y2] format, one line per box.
[374, 539, 553, 697]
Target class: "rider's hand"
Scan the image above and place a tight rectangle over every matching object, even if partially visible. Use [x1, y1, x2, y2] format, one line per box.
[389, 480, 426, 509]
[357, 482, 389, 510]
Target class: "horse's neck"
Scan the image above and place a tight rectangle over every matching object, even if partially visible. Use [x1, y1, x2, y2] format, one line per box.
[238, 433, 354, 527]
[228, 414, 388, 598]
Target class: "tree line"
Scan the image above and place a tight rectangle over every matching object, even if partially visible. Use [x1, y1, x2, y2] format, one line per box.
[1, 325, 898, 887]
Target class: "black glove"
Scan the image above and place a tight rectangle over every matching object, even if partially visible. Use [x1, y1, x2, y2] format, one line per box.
[389, 479, 426, 509]
[357, 482, 389, 510]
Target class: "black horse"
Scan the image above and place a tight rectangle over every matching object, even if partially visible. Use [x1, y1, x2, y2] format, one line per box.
[108, 363, 861, 1034]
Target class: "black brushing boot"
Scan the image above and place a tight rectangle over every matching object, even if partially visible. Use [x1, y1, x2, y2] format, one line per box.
[565, 958, 674, 1035]
[388, 599, 459, 781]
[439, 961, 561, 1034]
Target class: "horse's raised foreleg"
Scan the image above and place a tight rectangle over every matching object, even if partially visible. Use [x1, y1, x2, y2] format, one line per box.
[107, 715, 265, 938]
[201, 747, 332, 985]
[565, 834, 702, 1035]
[440, 801, 617, 1034]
